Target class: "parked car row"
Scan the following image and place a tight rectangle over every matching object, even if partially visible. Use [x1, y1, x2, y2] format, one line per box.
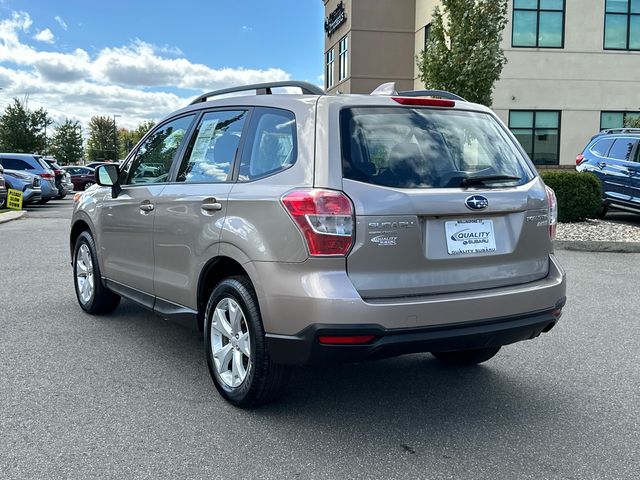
[0, 153, 59, 205]
[577, 128, 640, 216]
[0, 153, 108, 209]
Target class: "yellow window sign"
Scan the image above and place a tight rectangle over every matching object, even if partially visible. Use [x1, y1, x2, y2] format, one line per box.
[7, 189, 23, 210]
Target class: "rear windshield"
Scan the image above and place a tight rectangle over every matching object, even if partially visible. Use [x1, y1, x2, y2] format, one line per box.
[341, 107, 533, 189]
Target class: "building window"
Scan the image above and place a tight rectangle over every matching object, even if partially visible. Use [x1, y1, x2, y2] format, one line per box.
[512, 0, 565, 48]
[326, 48, 334, 89]
[338, 36, 348, 81]
[424, 23, 432, 49]
[509, 111, 561, 165]
[601, 111, 640, 130]
[604, 0, 640, 50]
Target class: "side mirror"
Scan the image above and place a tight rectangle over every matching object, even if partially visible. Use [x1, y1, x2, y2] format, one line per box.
[95, 164, 121, 197]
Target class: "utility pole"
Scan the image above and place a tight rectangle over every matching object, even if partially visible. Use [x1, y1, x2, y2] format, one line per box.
[113, 114, 121, 162]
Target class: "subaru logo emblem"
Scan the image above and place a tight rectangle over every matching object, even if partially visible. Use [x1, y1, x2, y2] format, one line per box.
[465, 195, 489, 210]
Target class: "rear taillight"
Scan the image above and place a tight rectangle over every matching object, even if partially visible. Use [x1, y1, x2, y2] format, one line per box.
[391, 97, 455, 108]
[39, 173, 54, 179]
[281, 189, 354, 256]
[576, 154, 585, 165]
[54, 169, 63, 175]
[546, 186, 557, 240]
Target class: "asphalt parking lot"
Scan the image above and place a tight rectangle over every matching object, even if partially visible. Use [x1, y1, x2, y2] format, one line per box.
[1, 199, 638, 479]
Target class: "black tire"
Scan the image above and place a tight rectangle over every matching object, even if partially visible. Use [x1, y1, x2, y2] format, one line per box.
[598, 203, 608, 219]
[431, 346, 501, 366]
[73, 231, 121, 315]
[204, 276, 291, 408]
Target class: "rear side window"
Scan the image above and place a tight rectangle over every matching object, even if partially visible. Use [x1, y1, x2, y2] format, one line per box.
[607, 138, 637, 161]
[589, 138, 614, 157]
[177, 110, 248, 183]
[0, 158, 32, 170]
[239, 108, 296, 181]
[341, 107, 532, 189]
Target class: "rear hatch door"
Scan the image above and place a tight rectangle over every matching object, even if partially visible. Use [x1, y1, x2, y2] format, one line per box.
[340, 105, 551, 299]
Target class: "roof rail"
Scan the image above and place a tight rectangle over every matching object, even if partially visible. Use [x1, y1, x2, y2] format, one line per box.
[189, 81, 325, 105]
[398, 89, 467, 102]
[600, 128, 640, 134]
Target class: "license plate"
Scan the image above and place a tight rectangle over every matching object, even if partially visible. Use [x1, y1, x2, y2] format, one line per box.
[445, 219, 497, 255]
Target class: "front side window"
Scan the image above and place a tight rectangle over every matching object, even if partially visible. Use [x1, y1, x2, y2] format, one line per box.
[512, 0, 565, 48]
[341, 108, 533, 189]
[338, 36, 349, 81]
[326, 48, 335, 88]
[176, 110, 248, 183]
[125, 115, 195, 185]
[509, 111, 561, 165]
[239, 108, 296, 181]
[601, 111, 640, 129]
[605, 0, 640, 50]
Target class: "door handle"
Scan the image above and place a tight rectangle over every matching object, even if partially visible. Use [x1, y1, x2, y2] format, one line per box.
[139, 203, 154, 212]
[201, 202, 223, 212]
[597, 162, 607, 169]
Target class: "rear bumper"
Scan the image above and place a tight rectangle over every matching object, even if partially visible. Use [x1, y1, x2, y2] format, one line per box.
[251, 254, 566, 365]
[266, 305, 564, 365]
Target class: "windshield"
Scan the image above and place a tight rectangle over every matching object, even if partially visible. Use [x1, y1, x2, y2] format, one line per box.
[341, 107, 533, 189]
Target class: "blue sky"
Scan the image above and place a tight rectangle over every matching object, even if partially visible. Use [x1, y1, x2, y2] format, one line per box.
[0, 0, 325, 128]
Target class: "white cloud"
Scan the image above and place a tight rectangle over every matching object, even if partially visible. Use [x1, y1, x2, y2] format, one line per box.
[242, 25, 252, 32]
[33, 28, 54, 43]
[0, 11, 292, 129]
[54, 15, 67, 31]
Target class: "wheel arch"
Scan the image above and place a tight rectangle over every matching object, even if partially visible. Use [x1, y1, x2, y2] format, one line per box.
[196, 256, 261, 332]
[70, 217, 96, 261]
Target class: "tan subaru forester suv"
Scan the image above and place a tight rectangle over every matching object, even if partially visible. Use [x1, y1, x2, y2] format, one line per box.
[70, 81, 566, 407]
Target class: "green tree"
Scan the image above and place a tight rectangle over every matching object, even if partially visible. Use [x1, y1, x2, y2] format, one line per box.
[417, 0, 508, 107]
[624, 116, 640, 128]
[116, 121, 156, 158]
[0, 98, 53, 153]
[50, 119, 84, 165]
[86, 116, 117, 161]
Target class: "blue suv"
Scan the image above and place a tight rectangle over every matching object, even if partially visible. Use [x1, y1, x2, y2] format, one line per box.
[576, 128, 640, 216]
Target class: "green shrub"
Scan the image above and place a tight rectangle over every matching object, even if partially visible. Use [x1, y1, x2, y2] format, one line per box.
[539, 171, 602, 223]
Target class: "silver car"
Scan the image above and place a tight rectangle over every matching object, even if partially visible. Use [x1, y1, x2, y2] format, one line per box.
[70, 81, 566, 407]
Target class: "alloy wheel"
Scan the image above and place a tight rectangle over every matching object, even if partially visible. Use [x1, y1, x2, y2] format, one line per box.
[76, 244, 94, 304]
[210, 297, 251, 388]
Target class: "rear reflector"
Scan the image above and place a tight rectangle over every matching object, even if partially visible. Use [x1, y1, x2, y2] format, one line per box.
[39, 173, 54, 179]
[318, 335, 376, 345]
[391, 97, 455, 108]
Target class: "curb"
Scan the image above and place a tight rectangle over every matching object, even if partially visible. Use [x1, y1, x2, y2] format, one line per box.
[554, 240, 640, 253]
[0, 210, 27, 225]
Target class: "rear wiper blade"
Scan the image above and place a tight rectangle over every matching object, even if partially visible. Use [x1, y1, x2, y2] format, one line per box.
[460, 175, 521, 187]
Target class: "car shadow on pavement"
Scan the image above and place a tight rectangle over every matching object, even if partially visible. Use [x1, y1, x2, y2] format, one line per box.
[101, 298, 564, 443]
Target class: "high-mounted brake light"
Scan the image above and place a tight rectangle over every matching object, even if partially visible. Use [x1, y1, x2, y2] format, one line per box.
[546, 186, 558, 240]
[391, 97, 455, 108]
[576, 154, 585, 165]
[281, 189, 354, 256]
